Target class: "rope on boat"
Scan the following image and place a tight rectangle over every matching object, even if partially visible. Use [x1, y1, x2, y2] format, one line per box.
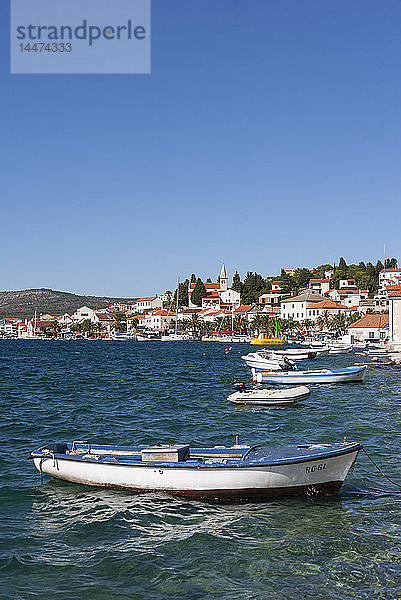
[362, 448, 401, 490]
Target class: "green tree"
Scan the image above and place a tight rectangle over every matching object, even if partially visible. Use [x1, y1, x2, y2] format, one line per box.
[191, 278, 207, 306]
[188, 313, 200, 333]
[241, 272, 268, 304]
[294, 268, 312, 290]
[279, 269, 297, 295]
[375, 260, 384, 275]
[206, 278, 212, 283]
[173, 280, 189, 307]
[190, 274, 197, 284]
[385, 258, 397, 268]
[338, 257, 347, 271]
[232, 271, 242, 292]
[330, 313, 347, 334]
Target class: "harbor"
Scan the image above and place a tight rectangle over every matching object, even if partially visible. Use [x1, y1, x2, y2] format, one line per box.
[2, 338, 401, 598]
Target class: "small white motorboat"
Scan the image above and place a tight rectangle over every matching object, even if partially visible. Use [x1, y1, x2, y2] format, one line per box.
[228, 382, 310, 406]
[252, 365, 367, 384]
[241, 351, 296, 371]
[273, 349, 317, 360]
[30, 439, 362, 500]
[329, 343, 353, 354]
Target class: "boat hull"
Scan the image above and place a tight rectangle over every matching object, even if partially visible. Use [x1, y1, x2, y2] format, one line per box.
[32, 443, 360, 500]
[228, 386, 310, 406]
[252, 366, 367, 384]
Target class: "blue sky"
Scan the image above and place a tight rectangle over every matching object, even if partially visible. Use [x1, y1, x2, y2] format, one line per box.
[1, 0, 400, 297]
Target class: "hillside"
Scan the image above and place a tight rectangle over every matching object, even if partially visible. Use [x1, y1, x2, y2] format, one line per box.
[0, 289, 135, 319]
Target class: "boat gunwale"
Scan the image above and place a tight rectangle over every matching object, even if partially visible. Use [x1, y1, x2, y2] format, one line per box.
[30, 442, 362, 469]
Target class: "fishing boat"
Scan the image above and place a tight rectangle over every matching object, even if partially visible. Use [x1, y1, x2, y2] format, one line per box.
[228, 383, 310, 406]
[30, 439, 362, 500]
[252, 365, 367, 384]
[242, 351, 296, 371]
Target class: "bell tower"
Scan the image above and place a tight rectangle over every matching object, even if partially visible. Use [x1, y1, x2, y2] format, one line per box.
[219, 263, 227, 291]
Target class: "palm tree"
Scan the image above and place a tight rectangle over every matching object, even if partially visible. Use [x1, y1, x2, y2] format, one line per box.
[95, 322, 104, 338]
[302, 319, 313, 336]
[233, 316, 247, 334]
[330, 313, 347, 335]
[188, 313, 200, 334]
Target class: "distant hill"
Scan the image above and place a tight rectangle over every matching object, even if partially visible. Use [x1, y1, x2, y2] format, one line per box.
[0, 288, 135, 319]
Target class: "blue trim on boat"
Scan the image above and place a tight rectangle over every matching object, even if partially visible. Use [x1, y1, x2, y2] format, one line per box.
[30, 442, 362, 469]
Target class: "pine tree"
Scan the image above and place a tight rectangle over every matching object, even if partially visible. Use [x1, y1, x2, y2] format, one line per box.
[190, 274, 196, 284]
[191, 278, 207, 306]
[174, 280, 189, 307]
[232, 271, 242, 292]
[375, 260, 384, 275]
[338, 257, 347, 271]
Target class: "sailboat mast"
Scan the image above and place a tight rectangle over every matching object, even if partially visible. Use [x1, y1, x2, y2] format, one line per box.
[175, 278, 179, 335]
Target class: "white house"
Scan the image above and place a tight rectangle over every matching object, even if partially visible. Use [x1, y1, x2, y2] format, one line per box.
[57, 313, 74, 328]
[0, 319, 20, 336]
[308, 279, 331, 295]
[305, 299, 350, 322]
[259, 292, 287, 306]
[133, 296, 163, 313]
[142, 309, 175, 332]
[219, 288, 241, 308]
[379, 268, 401, 290]
[280, 292, 326, 322]
[388, 286, 401, 348]
[347, 314, 389, 343]
[328, 289, 368, 306]
[271, 280, 283, 292]
[71, 306, 99, 323]
[339, 279, 357, 289]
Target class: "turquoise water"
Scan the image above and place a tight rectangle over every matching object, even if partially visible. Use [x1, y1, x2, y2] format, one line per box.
[1, 340, 401, 599]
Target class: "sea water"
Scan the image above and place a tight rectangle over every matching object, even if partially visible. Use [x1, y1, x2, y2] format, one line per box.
[1, 340, 401, 599]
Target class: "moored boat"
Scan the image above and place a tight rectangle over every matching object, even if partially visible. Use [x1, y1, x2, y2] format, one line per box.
[241, 351, 296, 371]
[250, 337, 288, 345]
[252, 365, 367, 384]
[30, 439, 361, 500]
[228, 383, 310, 406]
[273, 349, 317, 360]
[329, 343, 353, 354]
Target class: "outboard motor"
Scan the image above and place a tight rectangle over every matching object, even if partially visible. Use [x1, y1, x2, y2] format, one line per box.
[232, 382, 246, 393]
[283, 356, 297, 371]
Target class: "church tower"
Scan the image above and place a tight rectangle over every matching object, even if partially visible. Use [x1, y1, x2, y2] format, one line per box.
[219, 263, 228, 291]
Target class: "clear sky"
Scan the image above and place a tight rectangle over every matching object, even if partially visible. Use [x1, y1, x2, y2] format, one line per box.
[1, 0, 400, 297]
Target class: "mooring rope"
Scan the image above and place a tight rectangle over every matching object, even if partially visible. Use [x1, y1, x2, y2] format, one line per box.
[362, 448, 401, 490]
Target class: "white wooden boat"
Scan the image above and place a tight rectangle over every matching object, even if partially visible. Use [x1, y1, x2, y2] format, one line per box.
[30, 439, 362, 500]
[329, 343, 353, 354]
[241, 351, 296, 371]
[273, 349, 317, 360]
[252, 365, 367, 384]
[228, 384, 310, 406]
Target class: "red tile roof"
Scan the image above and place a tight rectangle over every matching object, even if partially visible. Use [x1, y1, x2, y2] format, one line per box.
[234, 305, 254, 313]
[307, 300, 343, 309]
[136, 296, 157, 302]
[190, 282, 220, 290]
[309, 278, 330, 283]
[348, 314, 389, 329]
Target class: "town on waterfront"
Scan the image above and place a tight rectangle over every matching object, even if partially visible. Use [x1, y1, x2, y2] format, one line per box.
[2, 257, 401, 351]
